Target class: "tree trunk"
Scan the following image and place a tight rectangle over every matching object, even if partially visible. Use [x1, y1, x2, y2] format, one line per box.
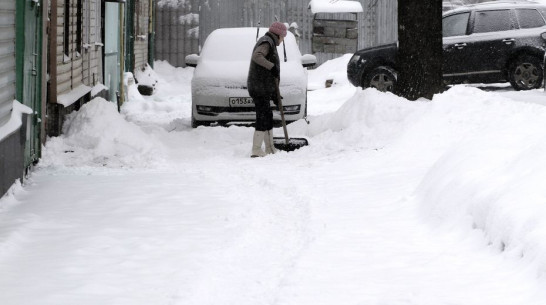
[395, 0, 443, 100]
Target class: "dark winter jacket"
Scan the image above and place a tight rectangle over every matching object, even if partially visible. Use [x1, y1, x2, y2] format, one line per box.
[247, 32, 280, 98]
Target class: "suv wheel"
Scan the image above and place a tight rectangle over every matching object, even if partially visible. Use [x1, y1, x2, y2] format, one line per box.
[508, 55, 543, 91]
[363, 66, 397, 92]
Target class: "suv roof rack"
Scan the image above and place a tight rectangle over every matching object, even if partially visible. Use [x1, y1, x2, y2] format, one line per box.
[469, 0, 539, 6]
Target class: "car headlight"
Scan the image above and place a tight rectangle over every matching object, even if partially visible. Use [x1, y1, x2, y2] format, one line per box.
[197, 105, 213, 112]
[541, 32, 546, 40]
[283, 105, 301, 112]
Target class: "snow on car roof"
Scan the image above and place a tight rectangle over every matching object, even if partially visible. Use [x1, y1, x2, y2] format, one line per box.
[200, 27, 301, 62]
[194, 27, 307, 85]
[308, 0, 364, 14]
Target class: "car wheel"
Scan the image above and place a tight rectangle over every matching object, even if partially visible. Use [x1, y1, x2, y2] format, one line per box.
[363, 66, 397, 92]
[508, 55, 543, 91]
[191, 115, 202, 128]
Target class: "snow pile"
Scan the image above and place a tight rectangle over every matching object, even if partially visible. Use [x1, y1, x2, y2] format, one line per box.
[134, 63, 159, 91]
[291, 88, 427, 150]
[41, 98, 164, 169]
[297, 84, 546, 276]
[408, 87, 546, 275]
[308, 53, 353, 90]
[122, 61, 193, 129]
[0, 180, 23, 210]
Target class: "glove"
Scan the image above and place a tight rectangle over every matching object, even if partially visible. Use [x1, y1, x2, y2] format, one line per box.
[272, 93, 283, 110]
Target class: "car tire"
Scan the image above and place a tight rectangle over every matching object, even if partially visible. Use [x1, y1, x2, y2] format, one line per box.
[191, 116, 203, 128]
[362, 66, 397, 92]
[508, 55, 543, 91]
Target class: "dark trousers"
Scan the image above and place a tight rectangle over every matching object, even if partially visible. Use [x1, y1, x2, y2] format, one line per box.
[253, 95, 273, 131]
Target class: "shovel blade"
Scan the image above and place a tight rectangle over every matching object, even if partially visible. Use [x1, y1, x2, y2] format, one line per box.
[273, 137, 309, 152]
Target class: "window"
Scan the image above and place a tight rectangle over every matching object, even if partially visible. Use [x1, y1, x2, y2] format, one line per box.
[76, 0, 82, 55]
[64, 0, 70, 57]
[473, 10, 514, 34]
[443, 12, 470, 37]
[516, 9, 546, 29]
[95, 0, 101, 44]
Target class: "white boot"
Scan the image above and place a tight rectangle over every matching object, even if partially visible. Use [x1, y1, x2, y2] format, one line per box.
[251, 130, 266, 158]
[264, 130, 278, 154]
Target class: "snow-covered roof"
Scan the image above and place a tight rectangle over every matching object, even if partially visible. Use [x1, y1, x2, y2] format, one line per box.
[308, 0, 364, 14]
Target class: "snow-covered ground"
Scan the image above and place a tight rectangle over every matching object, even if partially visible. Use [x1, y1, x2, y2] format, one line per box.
[2, 56, 546, 305]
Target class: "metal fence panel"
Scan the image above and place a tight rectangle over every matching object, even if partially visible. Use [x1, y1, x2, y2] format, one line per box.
[155, 0, 397, 67]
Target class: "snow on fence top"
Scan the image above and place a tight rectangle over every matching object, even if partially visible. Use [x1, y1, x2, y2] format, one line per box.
[308, 0, 364, 14]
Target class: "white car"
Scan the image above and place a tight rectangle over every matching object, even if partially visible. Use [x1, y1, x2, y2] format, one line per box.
[185, 27, 316, 128]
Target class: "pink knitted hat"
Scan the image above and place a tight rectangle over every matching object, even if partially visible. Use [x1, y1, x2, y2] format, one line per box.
[269, 22, 287, 37]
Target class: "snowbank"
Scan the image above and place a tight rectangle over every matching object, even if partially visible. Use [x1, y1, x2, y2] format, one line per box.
[134, 63, 159, 91]
[289, 88, 428, 151]
[409, 86, 546, 276]
[308, 53, 353, 90]
[121, 61, 194, 128]
[292, 83, 546, 277]
[41, 98, 165, 169]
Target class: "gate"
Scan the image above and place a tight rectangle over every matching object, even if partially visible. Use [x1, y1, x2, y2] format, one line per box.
[104, 2, 122, 104]
[16, 0, 42, 167]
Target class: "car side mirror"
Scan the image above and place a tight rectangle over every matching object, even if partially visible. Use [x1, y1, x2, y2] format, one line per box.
[185, 54, 199, 67]
[302, 54, 317, 68]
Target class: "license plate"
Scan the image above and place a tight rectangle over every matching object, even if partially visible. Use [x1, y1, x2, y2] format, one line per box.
[229, 97, 254, 106]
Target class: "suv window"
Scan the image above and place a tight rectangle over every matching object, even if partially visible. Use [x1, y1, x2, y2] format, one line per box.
[443, 12, 470, 37]
[473, 10, 514, 33]
[516, 9, 546, 29]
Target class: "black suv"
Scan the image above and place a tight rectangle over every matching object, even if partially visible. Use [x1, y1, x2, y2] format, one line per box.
[347, 1, 546, 91]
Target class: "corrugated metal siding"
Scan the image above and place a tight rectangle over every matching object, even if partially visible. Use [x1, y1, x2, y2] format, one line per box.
[57, 0, 71, 96]
[0, 0, 15, 126]
[57, 0, 102, 96]
[82, 0, 102, 86]
[155, 0, 200, 67]
[155, 0, 397, 68]
[133, 0, 149, 70]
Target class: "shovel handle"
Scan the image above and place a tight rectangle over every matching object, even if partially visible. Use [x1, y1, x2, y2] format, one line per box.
[275, 79, 289, 144]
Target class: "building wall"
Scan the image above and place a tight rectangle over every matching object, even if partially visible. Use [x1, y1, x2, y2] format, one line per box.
[48, 0, 103, 136]
[0, 0, 21, 198]
[56, 0, 103, 96]
[155, 0, 398, 67]
[82, 0, 103, 87]
[0, 0, 16, 127]
[0, 116, 27, 197]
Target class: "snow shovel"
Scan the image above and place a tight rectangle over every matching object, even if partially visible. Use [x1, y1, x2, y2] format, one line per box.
[273, 79, 309, 151]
